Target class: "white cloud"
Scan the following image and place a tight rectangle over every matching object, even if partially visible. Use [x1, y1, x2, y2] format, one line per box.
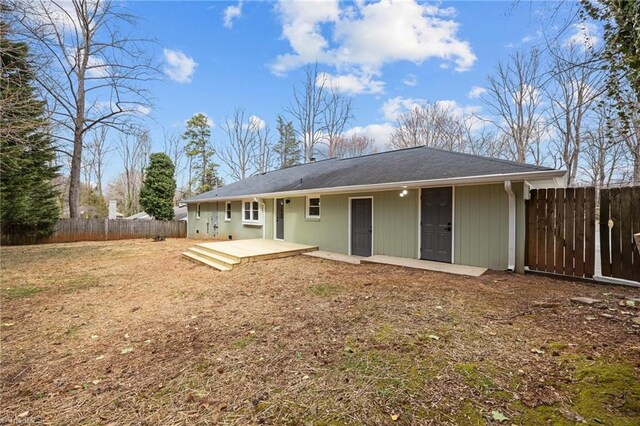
[402, 74, 417, 87]
[249, 115, 266, 130]
[223, 1, 243, 29]
[565, 22, 600, 50]
[86, 56, 109, 78]
[271, 0, 476, 82]
[319, 71, 385, 94]
[134, 105, 152, 116]
[163, 48, 197, 83]
[381, 96, 427, 121]
[468, 86, 487, 99]
[344, 123, 395, 149]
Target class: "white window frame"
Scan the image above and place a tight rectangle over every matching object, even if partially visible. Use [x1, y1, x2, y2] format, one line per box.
[242, 199, 263, 225]
[196, 203, 201, 219]
[225, 201, 232, 222]
[306, 196, 321, 219]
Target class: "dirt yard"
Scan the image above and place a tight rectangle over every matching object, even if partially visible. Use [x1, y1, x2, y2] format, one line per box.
[1, 239, 639, 425]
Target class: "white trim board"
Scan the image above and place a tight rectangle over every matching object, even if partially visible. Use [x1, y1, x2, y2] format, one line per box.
[273, 197, 285, 241]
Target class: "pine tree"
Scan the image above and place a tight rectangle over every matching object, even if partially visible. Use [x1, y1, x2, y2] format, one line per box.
[274, 115, 301, 169]
[182, 113, 222, 194]
[0, 21, 60, 237]
[139, 153, 176, 220]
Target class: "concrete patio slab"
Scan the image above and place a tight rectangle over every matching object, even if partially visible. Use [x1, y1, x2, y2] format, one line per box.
[302, 250, 363, 265]
[361, 255, 487, 277]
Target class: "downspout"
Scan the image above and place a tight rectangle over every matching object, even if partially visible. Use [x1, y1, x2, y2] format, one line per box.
[254, 197, 266, 239]
[504, 180, 516, 272]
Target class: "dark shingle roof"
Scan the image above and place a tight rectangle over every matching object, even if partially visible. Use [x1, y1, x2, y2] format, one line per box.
[184, 146, 559, 202]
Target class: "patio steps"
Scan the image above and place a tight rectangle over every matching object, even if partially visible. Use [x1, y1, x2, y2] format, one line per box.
[182, 246, 240, 271]
[182, 239, 318, 271]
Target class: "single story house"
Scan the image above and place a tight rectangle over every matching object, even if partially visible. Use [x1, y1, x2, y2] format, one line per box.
[182, 147, 566, 273]
[125, 205, 188, 221]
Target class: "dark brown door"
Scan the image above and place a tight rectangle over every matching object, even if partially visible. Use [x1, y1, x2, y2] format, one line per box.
[351, 198, 372, 256]
[421, 187, 452, 262]
[276, 198, 285, 240]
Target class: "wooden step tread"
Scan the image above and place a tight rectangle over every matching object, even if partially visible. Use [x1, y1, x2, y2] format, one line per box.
[187, 246, 240, 265]
[182, 251, 233, 271]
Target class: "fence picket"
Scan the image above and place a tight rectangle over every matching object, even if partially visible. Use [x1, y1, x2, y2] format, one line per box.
[1, 219, 187, 245]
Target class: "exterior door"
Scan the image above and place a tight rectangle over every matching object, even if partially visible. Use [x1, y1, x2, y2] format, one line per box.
[421, 187, 452, 262]
[351, 198, 372, 256]
[275, 198, 285, 240]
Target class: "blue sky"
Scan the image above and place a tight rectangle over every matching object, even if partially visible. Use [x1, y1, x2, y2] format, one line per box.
[106, 0, 580, 184]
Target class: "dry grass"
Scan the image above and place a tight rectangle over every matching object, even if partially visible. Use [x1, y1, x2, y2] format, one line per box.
[1, 239, 639, 425]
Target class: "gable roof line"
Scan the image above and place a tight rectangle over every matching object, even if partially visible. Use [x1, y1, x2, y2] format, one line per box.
[184, 168, 565, 203]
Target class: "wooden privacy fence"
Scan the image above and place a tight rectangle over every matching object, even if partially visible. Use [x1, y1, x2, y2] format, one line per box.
[525, 187, 596, 279]
[1, 219, 187, 245]
[599, 187, 640, 282]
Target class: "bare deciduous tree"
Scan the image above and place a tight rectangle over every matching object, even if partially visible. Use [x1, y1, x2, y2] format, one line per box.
[162, 129, 186, 204]
[546, 44, 604, 185]
[580, 104, 629, 188]
[116, 129, 149, 215]
[253, 124, 274, 175]
[323, 85, 353, 157]
[389, 103, 464, 151]
[287, 63, 353, 162]
[9, 0, 157, 218]
[334, 135, 377, 158]
[83, 125, 110, 195]
[481, 49, 546, 163]
[219, 108, 262, 181]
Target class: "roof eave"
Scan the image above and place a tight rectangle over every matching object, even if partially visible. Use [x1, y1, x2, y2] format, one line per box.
[182, 169, 566, 203]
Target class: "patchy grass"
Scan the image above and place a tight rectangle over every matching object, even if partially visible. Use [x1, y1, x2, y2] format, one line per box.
[309, 283, 343, 297]
[1, 286, 42, 299]
[572, 357, 640, 424]
[1, 239, 639, 424]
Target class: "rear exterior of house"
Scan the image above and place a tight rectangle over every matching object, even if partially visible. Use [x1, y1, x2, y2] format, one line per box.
[184, 147, 566, 273]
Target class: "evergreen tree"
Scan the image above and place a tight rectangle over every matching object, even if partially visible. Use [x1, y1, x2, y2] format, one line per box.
[0, 21, 60, 237]
[182, 113, 222, 194]
[80, 185, 108, 219]
[582, 0, 639, 110]
[139, 153, 176, 220]
[274, 115, 301, 169]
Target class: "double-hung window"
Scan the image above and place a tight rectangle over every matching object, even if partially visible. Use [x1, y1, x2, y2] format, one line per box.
[306, 196, 320, 219]
[196, 203, 201, 219]
[225, 202, 232, 221]
[242, 200, 262, 225]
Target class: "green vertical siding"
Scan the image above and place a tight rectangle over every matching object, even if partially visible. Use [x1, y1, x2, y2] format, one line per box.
[186, 183, 524, 271]
[454, 184, 509, 270]
[188, 200, 266, 240]
[278, 190, 418, 256]
[187, 202, 218, 239]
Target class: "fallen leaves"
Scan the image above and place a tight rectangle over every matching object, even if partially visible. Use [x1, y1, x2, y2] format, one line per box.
[491, 410, 508, 422]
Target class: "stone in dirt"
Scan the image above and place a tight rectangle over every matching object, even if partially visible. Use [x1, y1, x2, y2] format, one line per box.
[632, 317, 640, 325]
[570, 297, 602, 305]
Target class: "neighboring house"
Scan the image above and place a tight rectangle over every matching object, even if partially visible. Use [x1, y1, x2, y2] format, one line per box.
[125, 206, 188, 221]
[182, 147, 566, 273]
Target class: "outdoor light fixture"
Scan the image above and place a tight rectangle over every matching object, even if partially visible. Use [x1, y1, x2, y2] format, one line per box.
[399, 189, 408, 197]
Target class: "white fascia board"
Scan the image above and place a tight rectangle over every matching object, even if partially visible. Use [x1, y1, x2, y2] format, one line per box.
[182, 169, 567, 203]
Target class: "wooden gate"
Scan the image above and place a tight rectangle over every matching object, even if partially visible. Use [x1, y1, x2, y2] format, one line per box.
[599, 187, 640, 282]
[525, 187, 596, 278]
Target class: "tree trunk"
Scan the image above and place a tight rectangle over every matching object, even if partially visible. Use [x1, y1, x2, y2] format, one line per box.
[68, 133, 82, 218]
[69, 109, 85, 218]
